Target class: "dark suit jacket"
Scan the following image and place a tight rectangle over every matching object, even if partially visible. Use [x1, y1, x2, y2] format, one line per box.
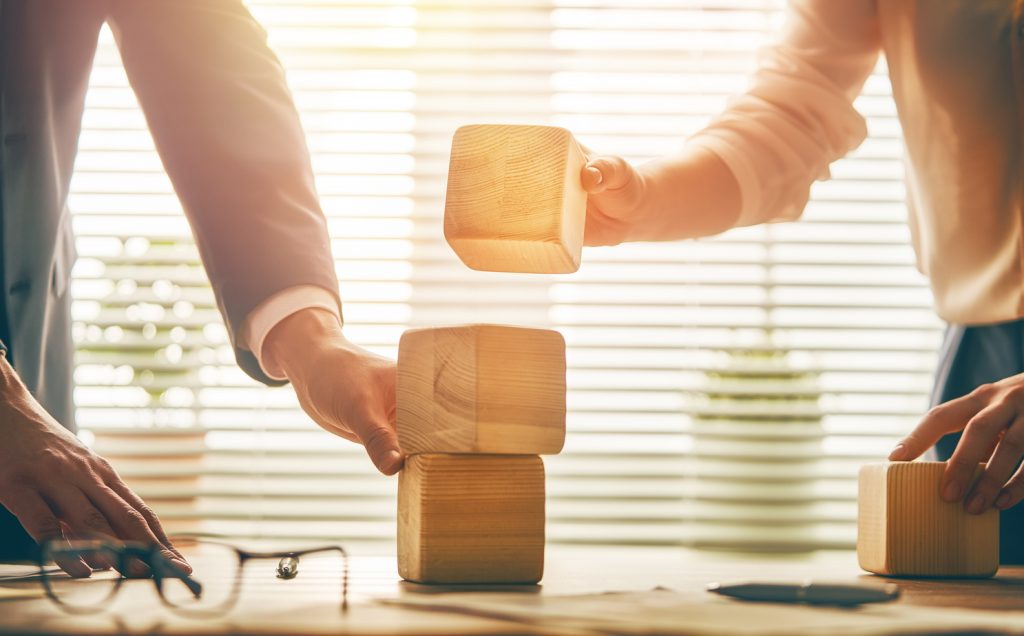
[1, 0, 340, 431]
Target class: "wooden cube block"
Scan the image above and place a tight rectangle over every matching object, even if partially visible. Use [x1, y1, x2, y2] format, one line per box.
[397, 325, 566, 455]
[857, 462, 999, 578]
[443, 124, 587, 274]
[398, 454, 546, 584]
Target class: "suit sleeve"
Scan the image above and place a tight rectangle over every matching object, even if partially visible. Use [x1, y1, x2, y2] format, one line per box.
[688, 0, 882, 226]
[105, 0, 340, 386]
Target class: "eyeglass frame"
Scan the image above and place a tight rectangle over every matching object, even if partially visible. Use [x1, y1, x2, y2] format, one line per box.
[33, 535, 349, 617]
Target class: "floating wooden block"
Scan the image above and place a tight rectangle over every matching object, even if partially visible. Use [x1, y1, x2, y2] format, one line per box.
[397, 325, 566, 455]
[443, 124, 587, 274]
[398, 454, 546, 584]
[858, 462, 999, 578]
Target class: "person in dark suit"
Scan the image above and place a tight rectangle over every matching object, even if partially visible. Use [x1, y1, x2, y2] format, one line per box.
[0, 1, 401, 572]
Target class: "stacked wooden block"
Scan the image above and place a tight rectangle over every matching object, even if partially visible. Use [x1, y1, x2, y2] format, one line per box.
[396, 124, 586, 584]
[857, 462, 999, 578]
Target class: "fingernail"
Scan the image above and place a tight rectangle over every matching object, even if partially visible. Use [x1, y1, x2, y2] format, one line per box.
[967, 493, 987, 515]
[586, 166, 603, 185]
[381, 450, 404, 475]
[995, 492, 1011, 509]
[127, 561, 150, 578]
[942, 481, 962, 502]
[169, 557, 192, 575]
[888, 444, 907, 461]
[65, 559, 92, 579]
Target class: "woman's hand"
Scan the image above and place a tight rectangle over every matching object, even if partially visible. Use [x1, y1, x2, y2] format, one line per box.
[579, 152, 649, 247]
[890, 372, 1024, 514]
[578, 145, 742, 245]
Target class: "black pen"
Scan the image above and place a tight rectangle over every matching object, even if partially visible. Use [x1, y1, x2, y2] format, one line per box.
[707, 582, 901, 606]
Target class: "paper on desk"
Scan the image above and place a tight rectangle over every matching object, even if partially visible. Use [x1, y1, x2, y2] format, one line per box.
[384, 587, 1024, 635]
[0, 564, 60, 582]
[0, 587, 44, 601]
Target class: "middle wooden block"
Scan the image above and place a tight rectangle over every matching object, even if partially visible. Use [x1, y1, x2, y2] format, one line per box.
[397, 324, 566, 455]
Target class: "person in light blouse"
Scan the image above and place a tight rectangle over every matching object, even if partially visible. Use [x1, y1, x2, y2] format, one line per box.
[581, 0, 1024, 562]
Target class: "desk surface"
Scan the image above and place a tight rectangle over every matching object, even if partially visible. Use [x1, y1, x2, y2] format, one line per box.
[1, 545, 1023, 635]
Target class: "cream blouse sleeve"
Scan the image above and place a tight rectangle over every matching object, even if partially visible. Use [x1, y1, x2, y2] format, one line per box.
[689, 0, 883, 226]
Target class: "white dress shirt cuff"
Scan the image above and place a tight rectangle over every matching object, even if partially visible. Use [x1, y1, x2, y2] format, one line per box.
[240, 285, 342, 382]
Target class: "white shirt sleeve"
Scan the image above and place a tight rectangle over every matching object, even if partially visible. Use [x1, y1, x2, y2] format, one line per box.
[240, 285, 342, 381]
[688, 0, 882, 227]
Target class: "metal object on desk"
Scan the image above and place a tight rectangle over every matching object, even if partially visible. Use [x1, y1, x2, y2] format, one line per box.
[707, 581, 901, 606]
[276, 556, 299, 580]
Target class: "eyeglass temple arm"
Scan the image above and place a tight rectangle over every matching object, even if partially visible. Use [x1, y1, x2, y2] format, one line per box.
[152, 554, 203, 599]
[237, 546, 348, 611]
[240, 545, 348, 560]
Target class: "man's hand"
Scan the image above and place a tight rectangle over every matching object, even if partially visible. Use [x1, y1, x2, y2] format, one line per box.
[890, 372, 1024, 514]
[263, 308, 402, 475]
[0, 357, 189, 577]
[579, 151, 649, 247]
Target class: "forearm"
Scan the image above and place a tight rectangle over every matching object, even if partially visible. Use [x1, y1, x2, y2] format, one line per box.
[629, 145, 742, 242]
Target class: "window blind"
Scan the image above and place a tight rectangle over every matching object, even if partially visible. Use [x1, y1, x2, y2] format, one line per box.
[71, 0, 941, 550]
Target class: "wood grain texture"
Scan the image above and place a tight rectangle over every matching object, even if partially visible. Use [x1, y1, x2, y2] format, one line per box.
[397, 454, 546, 584]
[858, 462, 999, 578]
[443, 124, 587, 274]
[397, 325, 566, 455]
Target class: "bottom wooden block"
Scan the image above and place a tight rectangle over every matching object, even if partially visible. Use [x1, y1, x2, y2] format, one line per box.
[858, 462, 999, 578]
[398, 454, 545, 584]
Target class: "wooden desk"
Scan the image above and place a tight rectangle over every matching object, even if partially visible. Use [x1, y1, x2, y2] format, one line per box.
[1, 545, 1023, 635]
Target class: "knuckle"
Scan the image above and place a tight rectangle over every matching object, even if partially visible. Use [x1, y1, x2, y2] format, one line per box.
[135, 502, 158, 522]
[1005, 384, 1024, 401]
[361, 425, 392, 452]
[32, 517, 62, 540]
[33, 447, 66, 470]
[116, 506, 148, 528]
[92, 456, 117, 477]
[82, 509, 110, 531]
[948, 455, 978, 472]
[1002, 429, 1024, 452]
[965, 414, 1000, 434]
[970, 384, 995, 400]
[975, 472, 1004, 494]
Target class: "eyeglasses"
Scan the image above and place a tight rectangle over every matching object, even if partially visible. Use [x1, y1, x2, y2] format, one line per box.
[34, 535, 349, 617]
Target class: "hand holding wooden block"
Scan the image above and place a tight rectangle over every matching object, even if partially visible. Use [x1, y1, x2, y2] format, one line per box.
[443, 124, 587, 274]
[398, 454, 546, 584]
[397, 324, 566, 455]
[858, 462, 999, 578]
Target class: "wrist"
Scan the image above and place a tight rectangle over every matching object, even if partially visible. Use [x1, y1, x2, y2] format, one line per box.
[0, 352, 26, 398]
[633, 147, 741, 241]
[623, 162, 659, 243]
[0, 356, 53, 435]
[263, 308, 345, 383]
